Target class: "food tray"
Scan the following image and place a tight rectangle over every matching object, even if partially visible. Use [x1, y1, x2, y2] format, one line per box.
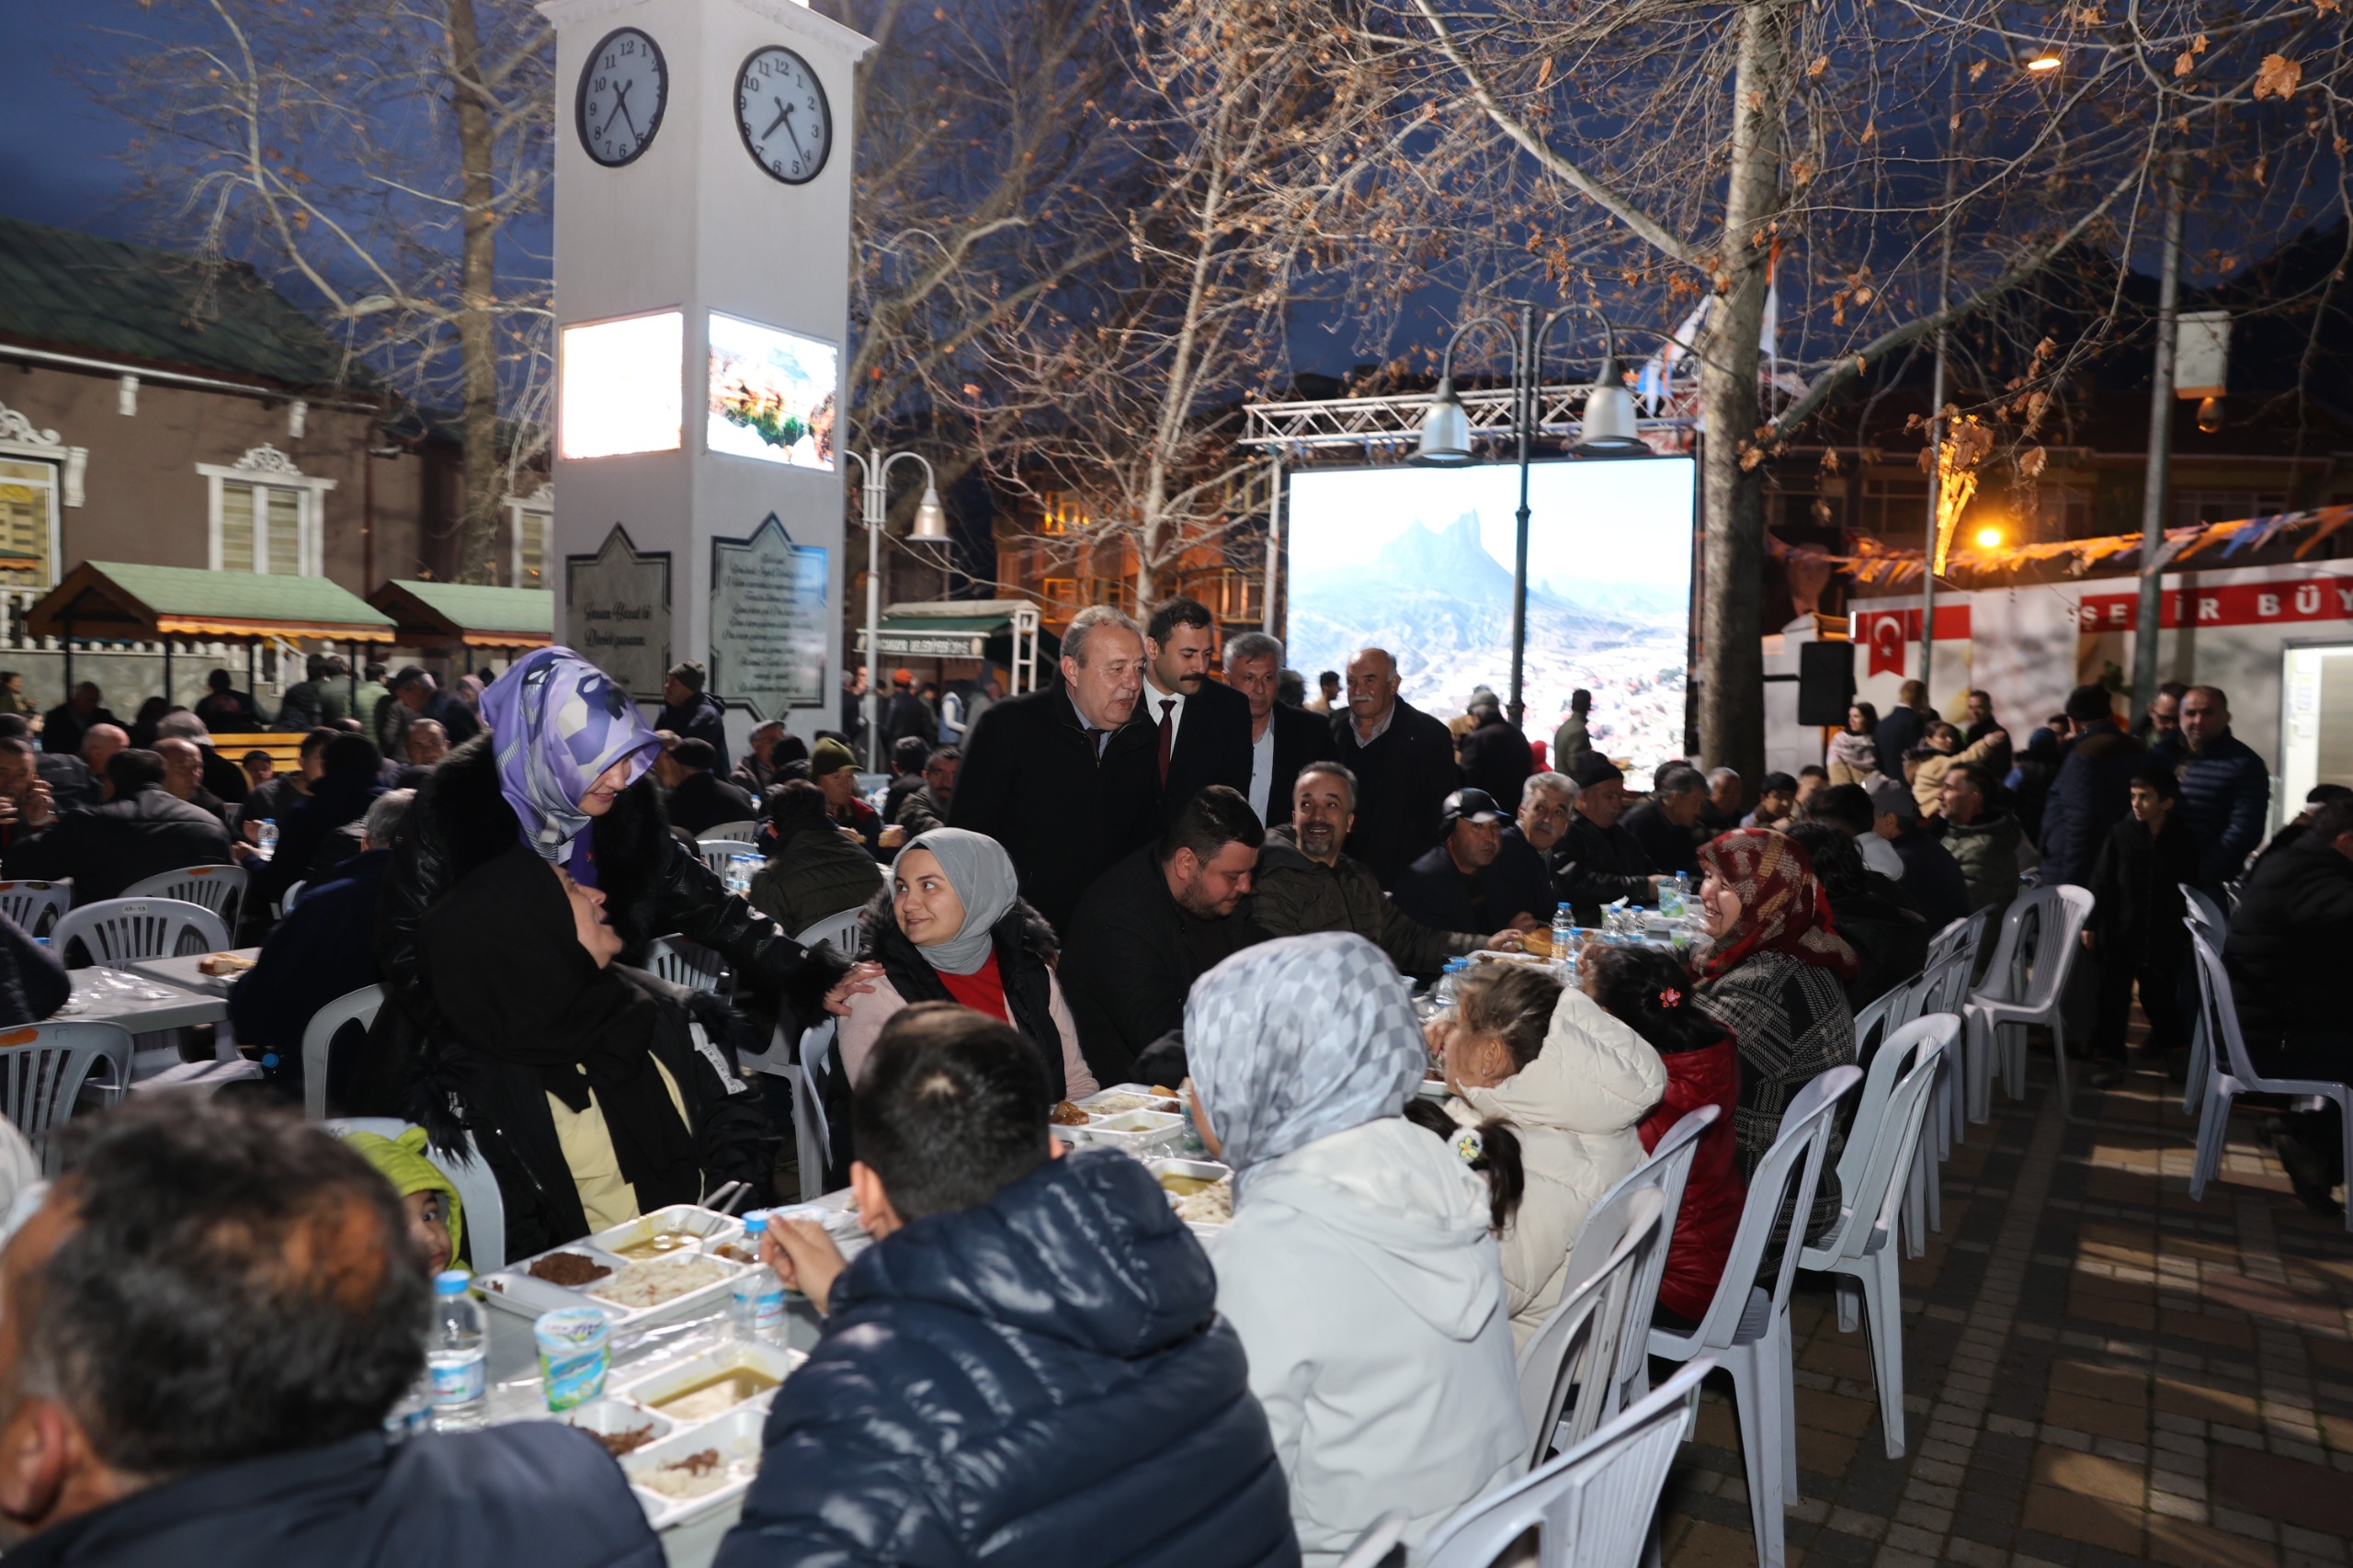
[1145, 1156, 1233, 1236]
[615, 1339, 803, 1426]
[589, 1203, 745, 1262]
[1066, 1108, 1186, 1154]
[477, 1205, 752, 1326]
[556, 1396, 676, 1458]
[618, 1406, 769, 1528]
[1074, 1084, 1184, 1117]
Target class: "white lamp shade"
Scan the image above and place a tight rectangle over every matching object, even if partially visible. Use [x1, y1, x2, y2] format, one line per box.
[1414, 379, 1473, 465]
[1575, 380, 1644, 451]
[911, 486, 950, 539]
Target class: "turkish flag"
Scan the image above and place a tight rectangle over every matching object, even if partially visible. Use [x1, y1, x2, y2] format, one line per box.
[1864, 610, 1909, 676]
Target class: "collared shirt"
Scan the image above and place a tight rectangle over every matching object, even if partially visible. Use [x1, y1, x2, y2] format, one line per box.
[1142, 677, 1188, 755]
[1068, 690, 1113, 758]
[1349, 701, 1396, 747]
[1248, 720, 1275, 824]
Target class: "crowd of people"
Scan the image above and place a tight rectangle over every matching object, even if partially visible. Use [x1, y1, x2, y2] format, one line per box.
[0, 610, 2343, 1566]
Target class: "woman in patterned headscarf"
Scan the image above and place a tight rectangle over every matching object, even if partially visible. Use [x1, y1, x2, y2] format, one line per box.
[1689, 828, 1859, 1243]
[1185, 934, 1523, 1565]
[360, 648, 871, 1164]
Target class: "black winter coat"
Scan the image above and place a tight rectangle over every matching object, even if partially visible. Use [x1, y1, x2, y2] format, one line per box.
[948, 682, 1161, 933]
[1330, 699, 1459, 888]
[2224, 833, 2353, 1041]
[655, 688, 731, 769]
[1391, 837, 1550, 934]
[2150, 729, 2271, 887]
[2038, 722, 2145, 890]
[1456, 711, 1533, 811]
[1621, 799, 1700, 877]
[1059, 842, 1266, 1085]
[1551, 812, 1654, 926]
[1, 787, 233, 906]
[2086, 812, 2200, 960]
[665, 769, 759, 836]
[1, 1426, 660, 1568]
[715, 1149, 1299, 1568]
[1824, 876, 1929, 1014]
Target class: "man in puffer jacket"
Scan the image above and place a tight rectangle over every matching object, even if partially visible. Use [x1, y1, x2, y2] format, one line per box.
[719, 1003, 1298, 1568]
[2149, 685, 2271, 890]
[2037, 685, 2145, 890]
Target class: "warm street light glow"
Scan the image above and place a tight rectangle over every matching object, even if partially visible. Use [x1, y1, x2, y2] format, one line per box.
[2025, 52, 2062, 72]
[1975, 526, 2003, 548]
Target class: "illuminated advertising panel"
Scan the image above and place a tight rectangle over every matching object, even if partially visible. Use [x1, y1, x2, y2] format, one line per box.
[706, 312, 837, 470]
[559, 311, 684, 460]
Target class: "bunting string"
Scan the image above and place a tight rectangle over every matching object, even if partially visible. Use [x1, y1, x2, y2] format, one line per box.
[1769, 504, 2353, 587]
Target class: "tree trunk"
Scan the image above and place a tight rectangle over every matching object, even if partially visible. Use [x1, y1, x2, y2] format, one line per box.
[448, 0, 503, 585]
[1695, 0, 1792, 786]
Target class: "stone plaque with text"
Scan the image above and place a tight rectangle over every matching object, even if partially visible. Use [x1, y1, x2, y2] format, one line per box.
[710, 512, 829, 718]
[565, 524, 672, 699]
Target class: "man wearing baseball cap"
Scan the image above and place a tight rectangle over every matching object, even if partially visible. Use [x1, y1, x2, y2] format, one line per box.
[1392, 787, 1551, 936]
[811, 736, 882, 856]
[656, 660, 731, 772]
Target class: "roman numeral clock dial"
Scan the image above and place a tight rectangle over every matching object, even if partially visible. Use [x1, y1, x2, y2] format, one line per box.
[734, 47, 832, 186]
[575, 27, 668, 167]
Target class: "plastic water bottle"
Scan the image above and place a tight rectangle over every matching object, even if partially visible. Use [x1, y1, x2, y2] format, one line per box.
[725, 854, 757, 897]
[426, 1270, 486, 1430]
[731, 1214, 785, 1341]
[1673, 871, 1691, 916]
[1552, 903, 1577, 978]
[254, 820, 278, 861]
[1430, 957, 1466, 1012]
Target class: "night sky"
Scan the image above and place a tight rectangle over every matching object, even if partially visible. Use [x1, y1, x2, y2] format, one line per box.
[4, 0, 158, 239]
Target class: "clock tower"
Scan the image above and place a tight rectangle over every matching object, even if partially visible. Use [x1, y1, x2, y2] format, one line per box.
[539, 0, 873, 749]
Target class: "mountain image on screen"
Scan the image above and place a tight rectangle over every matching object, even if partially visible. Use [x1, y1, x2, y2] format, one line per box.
[1289, 511, 1688, 784]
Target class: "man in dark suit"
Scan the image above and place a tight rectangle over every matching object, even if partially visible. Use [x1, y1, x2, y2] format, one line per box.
[40, 683, 118, 757]
[1221, 631, 1333, 827]
[1552, 755, 1663, 925]
[1620, 761, 1709, 877]
[1330, 647, 1460, 887]
[949, 606, 1161, 933]
[2, 746, 233, 905]
[1136, 597, 1254, 824]
[654, 660, 728, 770]
[657, 738, 759, 836]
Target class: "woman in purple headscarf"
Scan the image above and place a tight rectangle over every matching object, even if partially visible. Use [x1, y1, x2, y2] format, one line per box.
[358, 648, 869, 1143]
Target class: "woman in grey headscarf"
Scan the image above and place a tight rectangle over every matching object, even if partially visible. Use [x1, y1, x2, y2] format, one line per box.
[833, 828, 1096, 1100]
[1188, 934, 1523, 1567]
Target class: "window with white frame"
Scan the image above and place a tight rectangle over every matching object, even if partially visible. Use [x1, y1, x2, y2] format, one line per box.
[0, 400, 85, 589]
[199, 445, 335, 575]
[508, 483, 553, 586]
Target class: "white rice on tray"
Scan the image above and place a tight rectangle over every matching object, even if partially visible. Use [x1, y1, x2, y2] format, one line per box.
[588, 1254, 734, 1311]
[1175, 1183, 1233, 1225]
[640, 1450, 755, 1500]
[1086, 1092, 1176, 1115]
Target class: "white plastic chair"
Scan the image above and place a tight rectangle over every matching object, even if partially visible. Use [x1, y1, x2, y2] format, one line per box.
[280, 880, 308, 915]
[2185, 930, 2353, 1231]
[121, 864, 248, 932]
[1801, 1017, 1953, 1457]
[1962, 884, 2094, 1122]
[330, 1117, 507, 1272]
[1419, 1358, 1713, 1568]
[0, 880, 71, 937]
[1516, 1187, 1664, 1471]
[1331, 1512, 1406, 1568]
[697, 821, 758, 843]
[792, 1020, 835, 1201]
[0, 1021, 135, 1175]
[644, 934, 729, 994]
[50, 898, 231, 969]
[1578, 1104, 1718, 1417]
[300, 985, 384, 1121]
[2179, 885, 2227, 1116]
[795, 905, 866, 956]
[1649, 1063, 1862, 1568]
[698, 840, 757, 876]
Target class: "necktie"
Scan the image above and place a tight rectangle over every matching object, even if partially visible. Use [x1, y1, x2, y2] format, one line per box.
[1157, 699, 1176, 787]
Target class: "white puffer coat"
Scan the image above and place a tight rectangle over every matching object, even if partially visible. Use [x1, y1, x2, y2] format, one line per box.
[1448, 986, 1667, 1345]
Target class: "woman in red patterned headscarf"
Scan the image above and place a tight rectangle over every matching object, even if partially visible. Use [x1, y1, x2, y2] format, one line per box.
[1689, 829, 1860, 1244]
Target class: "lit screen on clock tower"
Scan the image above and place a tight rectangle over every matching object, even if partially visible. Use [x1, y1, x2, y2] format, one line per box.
[706, 312, 837, 471]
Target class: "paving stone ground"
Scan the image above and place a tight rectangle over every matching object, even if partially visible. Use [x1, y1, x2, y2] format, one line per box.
[1657, 1028, 2353, 1568]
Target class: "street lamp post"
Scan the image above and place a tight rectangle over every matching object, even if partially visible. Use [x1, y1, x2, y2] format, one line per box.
[1412, 302, 1646, 728]
[844, 448, 949, 770]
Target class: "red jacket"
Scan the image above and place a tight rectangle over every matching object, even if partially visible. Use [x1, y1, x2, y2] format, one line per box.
[1639, 1038, 1745, 1322]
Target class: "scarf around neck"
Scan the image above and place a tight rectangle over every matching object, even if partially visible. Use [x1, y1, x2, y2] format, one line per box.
[892, 828, 1019, 975]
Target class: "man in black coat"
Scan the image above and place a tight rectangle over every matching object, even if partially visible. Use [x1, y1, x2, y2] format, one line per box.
[2082, 767, 2200, 1089]
[1222, 631, 1333, 827]
[1867, 775, 1972, 933]
[39, 682, 117, 757]
[1139, 597, 1254, 824]
[1392, 787, 1550, 936]
[949, 606, 1161, 933]
[1060, 785, 1267, 1084]
[2, 747, 233, 906]
[658, 738, 759, 837]
[1329, 647, 1459, 887]
[0, 1095, 663, 1568]
[878, 670, 935, 757]
[392, 669, 482, 750]
[654, 659, 729, 770]
[2223, 796, 2353, 1210]
[1455, 698, 1533, 812]
[1875, 678, 1931, 776]
[1620, 763, 1708, 878]
[2038, 684, 2146, 890]
[1551, 756, 1661, 926]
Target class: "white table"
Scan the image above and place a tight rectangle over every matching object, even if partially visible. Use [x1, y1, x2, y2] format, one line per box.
[57, 969, 231, 1079]
[126, 949, 263, 998]
[480, 1188, 861, 1568]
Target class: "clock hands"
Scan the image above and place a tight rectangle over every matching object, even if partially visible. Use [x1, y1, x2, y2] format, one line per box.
[778, 100, 806, 159]
[761, 97, 790, 141]
[602, 78, 639, 141]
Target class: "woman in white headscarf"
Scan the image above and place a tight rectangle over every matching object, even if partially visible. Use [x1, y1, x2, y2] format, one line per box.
[833, 828, 1096, 1101]
[1186, 932, 1523, 1566]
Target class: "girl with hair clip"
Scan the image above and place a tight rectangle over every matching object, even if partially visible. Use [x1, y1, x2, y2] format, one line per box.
[1426, 960, 1665, 1346]
[1579, 944, 1746, 1329]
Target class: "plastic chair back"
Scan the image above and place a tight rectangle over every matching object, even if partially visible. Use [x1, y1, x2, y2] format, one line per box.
[2182, 884, 2225, 934]
[1331, 1513, 1407, 1568]
[0, 1022, 135, 1175]
[0, 880, 71, 938]
[281, 880, 308, 915]
[794, 905, 867, 957]
[1574, 1104, 1716, 1414]
[1816, 1019, 1950, 1265]
[793, 1021, 835, 1201]
[697, 821, 759, 843]
[301, 985, 384, 1120]
[49, 898, 230, 968]
[698, 840, 757, 876]
[645, 934, 728, 994]
[121, 865, 248, 931]
[1515, 1187, 1663, 1469]
[329, 1117, 506, 1272]
[1420, 1358, 1713, 1568]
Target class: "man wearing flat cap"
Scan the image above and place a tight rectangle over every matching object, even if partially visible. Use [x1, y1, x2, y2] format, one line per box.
[1548, 755, 1665, 926]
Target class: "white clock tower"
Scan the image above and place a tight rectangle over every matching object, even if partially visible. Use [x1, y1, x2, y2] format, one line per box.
[539, 0, 874, 749]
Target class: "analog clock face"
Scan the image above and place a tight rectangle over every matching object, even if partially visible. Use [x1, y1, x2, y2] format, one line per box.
[734, 47, 832, 186]
[576, 28, 668, 168]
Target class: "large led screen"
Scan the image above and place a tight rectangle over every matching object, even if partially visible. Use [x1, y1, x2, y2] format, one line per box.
[1286, 459, 1696, 786]
[707, 312, 837, 470]
[559, 311, 683, 460]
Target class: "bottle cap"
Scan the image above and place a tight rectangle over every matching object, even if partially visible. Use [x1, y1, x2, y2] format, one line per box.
[434, 1270, 469, 1295]
[743, 1212, 767, 1234]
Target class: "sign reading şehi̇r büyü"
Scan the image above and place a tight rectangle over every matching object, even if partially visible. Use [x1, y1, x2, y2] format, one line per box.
[709, 512, 828, 719]
[565, 524, 672, 699]
[2075, 575, 2353, 631]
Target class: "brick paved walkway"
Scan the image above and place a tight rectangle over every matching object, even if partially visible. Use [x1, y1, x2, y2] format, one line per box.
[1658, 1043, 2353, 1568]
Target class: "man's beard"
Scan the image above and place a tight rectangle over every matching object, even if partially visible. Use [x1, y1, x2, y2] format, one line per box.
[1298, 823, 1336, 857]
